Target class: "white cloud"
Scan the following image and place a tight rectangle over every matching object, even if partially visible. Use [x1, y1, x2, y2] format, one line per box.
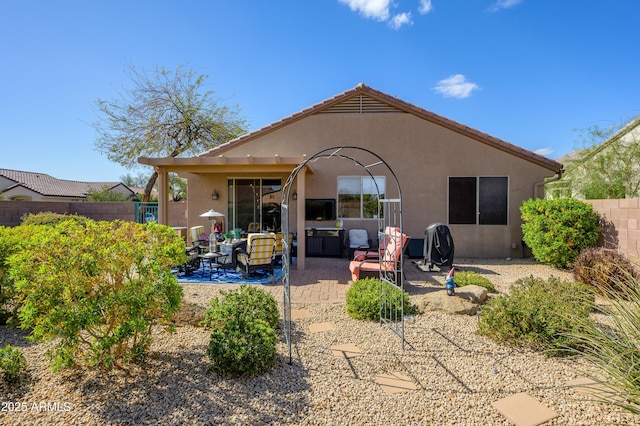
[389, 12, 413, 29]
[338, 0, 413, 29]
[434, 74, 479, 99]
[338, 0, 391, 21]
[418, 0, 433, 14]
[534, 147, 554, 157]
[488, 0, 524, 12]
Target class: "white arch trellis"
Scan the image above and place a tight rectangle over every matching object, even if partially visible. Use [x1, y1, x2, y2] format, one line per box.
[280, 146, 406, 364]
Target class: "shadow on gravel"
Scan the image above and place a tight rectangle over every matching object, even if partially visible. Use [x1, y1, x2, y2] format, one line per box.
[66, 335, 312, 424]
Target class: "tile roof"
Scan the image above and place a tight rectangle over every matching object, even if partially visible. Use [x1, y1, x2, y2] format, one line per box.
[0, 168, 124, 198]
[200, 83, 563, 173]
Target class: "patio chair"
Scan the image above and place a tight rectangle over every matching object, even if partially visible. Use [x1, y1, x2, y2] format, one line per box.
[190, 226, 209, 249]
[349, 227, 410, 281]
[347, 228, 372, 259]
[273, 232, 294, 265]
[235, 233, 276, 277]
[351, 227, 393, 260]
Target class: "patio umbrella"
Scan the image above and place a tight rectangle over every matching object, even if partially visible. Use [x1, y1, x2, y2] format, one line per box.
[199, 209, 225, 235]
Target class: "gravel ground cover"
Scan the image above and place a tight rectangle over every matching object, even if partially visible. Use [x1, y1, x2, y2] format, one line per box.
[1, 259, 639, 425]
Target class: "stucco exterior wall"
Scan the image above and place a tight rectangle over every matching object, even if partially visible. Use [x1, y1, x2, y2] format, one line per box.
[196, 112, 558, 258]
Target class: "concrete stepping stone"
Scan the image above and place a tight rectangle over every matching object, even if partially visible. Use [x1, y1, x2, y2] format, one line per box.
[308, 322, 333, 333]
[330, 343, 364, 359]
[491, 392, 558, 426]
[566, 377, 623, 403]
[374, 372, 417, 394]
[291, 309, 310, 319]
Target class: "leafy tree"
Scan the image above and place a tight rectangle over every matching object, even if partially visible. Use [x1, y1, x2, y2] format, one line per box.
[120, 172, 152, 189]
[86, 186, 132, 202]
[169, 173, 187, 201]
[93, 64, 248, 201]
[549, 117, 640, 199]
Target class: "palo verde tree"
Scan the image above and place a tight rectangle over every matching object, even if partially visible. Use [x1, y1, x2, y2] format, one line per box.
[93, 64, 248, 201]
[548, 117, 640, 199]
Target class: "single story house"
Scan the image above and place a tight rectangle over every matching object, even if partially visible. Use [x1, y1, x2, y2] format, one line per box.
[0, 168, 136, 202]
[139, 83, 563, 269]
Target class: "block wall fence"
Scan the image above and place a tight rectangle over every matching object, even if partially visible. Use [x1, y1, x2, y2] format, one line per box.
[584, 198, 640, 263]
[0, 200, 187, 229]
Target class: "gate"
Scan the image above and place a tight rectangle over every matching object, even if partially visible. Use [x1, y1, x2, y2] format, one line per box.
[134, 202, 158, 224]
[281, 147, 405, 363]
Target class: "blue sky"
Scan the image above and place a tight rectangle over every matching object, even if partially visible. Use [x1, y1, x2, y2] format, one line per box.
[2, 0, 639, 182]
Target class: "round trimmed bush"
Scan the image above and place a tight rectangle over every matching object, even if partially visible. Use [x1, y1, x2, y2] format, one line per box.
[520, 198, 600, 268]
[204, 286, 279, 377]
[207, 316, 277, 378]
[454, 271, 497, 292]
[203, 285, 279, 330]
[346, 277, 414, 321]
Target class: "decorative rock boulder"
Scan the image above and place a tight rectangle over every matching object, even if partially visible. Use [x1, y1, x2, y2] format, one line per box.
[416, 285, 489, 315]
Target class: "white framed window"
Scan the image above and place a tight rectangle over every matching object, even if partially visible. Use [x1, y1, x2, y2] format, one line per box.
[338, 176, 385, 219]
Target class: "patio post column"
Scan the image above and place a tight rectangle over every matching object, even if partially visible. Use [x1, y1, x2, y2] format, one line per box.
[156, 167, 169, 225]
[296, 168, 306, 270]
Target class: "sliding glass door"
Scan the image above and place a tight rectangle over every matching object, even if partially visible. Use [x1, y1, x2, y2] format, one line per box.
[227, 178, 282, 234]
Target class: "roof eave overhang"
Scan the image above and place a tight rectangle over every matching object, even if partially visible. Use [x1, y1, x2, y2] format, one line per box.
[138, 154, 311, 174]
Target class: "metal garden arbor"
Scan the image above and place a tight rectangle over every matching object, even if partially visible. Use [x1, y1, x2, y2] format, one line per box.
[280, 146, 406, 363]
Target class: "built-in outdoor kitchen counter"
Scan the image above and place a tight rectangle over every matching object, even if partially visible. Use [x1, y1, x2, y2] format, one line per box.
[305, 227, 345, 257]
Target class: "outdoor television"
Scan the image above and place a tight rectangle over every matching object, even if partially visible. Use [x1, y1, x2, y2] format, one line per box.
[305, 198, 337, 221]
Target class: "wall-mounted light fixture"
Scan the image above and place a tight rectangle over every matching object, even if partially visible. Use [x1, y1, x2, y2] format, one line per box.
[211, 190, 219, 200]
[292, 190, 297, 200]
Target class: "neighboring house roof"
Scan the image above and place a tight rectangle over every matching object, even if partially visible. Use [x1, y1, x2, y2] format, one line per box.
[198, 83, 563, 173]
[0, 168, 130, 198]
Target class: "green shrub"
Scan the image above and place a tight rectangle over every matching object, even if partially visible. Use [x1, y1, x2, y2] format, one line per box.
[207, 316, 277, 378]
[0, 225, 45, 325]
[454, 271, 497, 292]
[9, 219, 185, 371]
[20, 211, 91, 227]
[478, 276, 595, 356]
[346, 277, 415, 321]
[202, 285, 279, 330]
[205, 286, 279, 377]
[0, 345, 27, 382]
[569, 275, 640, 414]
[520, 198, 600, 268]
[573, 247, 640, 296]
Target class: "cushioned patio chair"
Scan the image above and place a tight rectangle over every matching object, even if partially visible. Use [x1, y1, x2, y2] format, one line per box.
[347, 228, 372, 259]
[235, 233, 276, 277]
[273, 232, 294, 265]
[349, 227, 410, 281]
[190, 225, 208, 248]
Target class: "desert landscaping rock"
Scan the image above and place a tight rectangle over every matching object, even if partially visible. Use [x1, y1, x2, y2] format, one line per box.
[1, 259, 639, 425]
[416, 287, 487, 315]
